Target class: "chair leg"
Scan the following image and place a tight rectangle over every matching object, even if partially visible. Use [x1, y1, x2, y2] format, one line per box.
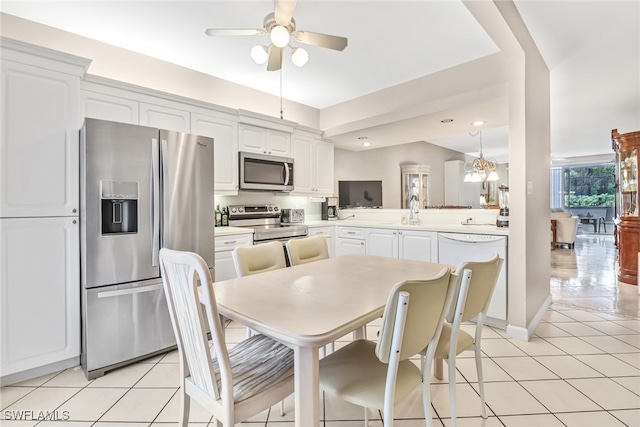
[280, 399, 286, 416]
[423, 369, 433, 427]
[448, 358, 457, 427]
[434, 358, 444, 380]
[364, 406, 369, 426]
[475, 345, 487, 418]
[179, 390, 190, 427]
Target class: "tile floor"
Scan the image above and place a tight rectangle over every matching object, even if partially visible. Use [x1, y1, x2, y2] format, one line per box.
[2, 235, 639, 427]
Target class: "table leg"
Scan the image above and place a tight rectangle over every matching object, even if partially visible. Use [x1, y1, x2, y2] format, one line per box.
[294, 345, 320, 427]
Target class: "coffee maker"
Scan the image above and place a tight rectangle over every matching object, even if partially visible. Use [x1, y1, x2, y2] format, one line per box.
[496, 185, 509, 227]
[322, 197, 338, 221]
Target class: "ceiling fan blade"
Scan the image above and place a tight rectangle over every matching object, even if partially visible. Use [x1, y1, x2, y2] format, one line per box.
[274, 0, 297, 25]
[294, 31, 348, 51]
[267, 46, 283, 71]
[205, 28, 265, 36]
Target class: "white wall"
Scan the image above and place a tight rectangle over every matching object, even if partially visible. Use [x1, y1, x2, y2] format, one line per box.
[0, 13, 320, 129]
[334, 141, 466, 209]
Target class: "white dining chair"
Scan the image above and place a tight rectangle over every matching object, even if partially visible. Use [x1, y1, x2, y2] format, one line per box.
[232, 241, 287, 276]
[286, 235, 329, 266]
[319, 267, 463, 427]
[429, 253, 503, 427]
[158, 248, 294, 427]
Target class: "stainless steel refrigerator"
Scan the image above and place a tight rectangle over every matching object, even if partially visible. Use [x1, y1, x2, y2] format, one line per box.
[80, 118, 214, 379]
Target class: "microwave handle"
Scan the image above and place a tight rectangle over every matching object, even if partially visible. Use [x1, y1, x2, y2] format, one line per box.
[284, 162, 290, 185]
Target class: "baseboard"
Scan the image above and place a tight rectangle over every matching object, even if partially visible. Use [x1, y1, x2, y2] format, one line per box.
[0, 356, 79, 386]
[506, 293, 552, 342]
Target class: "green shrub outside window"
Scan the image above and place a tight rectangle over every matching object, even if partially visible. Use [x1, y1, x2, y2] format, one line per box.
[563, 165, 615, 208]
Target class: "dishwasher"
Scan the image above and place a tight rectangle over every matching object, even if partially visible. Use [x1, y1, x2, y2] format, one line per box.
[438, 232, 508, 328]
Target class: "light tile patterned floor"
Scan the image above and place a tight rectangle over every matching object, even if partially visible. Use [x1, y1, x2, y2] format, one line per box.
[2, 235, 639, 426]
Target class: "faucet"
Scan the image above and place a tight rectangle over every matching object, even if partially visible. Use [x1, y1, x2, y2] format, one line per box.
[409, 196, 420, 224]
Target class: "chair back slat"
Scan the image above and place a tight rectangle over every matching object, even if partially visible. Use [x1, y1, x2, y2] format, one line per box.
[160, 249, 228, 401]
[376, 267, 453, 362]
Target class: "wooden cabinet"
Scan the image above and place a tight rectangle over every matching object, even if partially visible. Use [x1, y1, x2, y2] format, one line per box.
[365, 227, 438, 262]
[0, 39, 89, 384]
[292, 133, 334, 196]
[1, 217, 81, 380]
[1, 60, 82, 218]
[398, 229, 438, 262]
[191, 112, 239, 194]
[336, 227, 366, 256]
[239, 124, 291, 157]
[139, 102, 190, 132]
[214, 233, 253, 282]
[309, 226, 334, 258]
[81, 90, 139, 124]
[612, 129, 640, 285]
[366, 228, 398, 257]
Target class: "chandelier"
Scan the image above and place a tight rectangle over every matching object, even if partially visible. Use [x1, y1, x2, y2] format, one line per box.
[464, 130, 499, 182]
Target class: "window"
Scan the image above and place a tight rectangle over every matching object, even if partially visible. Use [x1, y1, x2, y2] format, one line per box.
[563, 165, 615, 208]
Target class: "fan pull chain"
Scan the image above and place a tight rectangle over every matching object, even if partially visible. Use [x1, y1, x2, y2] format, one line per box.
[279, 68, 284, 120]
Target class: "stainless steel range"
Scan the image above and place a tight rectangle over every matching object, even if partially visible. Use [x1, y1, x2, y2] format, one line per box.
[228, 204, 308, 244]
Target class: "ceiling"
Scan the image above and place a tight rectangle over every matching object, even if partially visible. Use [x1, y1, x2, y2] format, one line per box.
[1, 1, 638, 163]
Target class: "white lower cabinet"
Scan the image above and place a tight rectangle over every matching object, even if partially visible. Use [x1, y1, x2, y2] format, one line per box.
[366, 228, 398, 257]
[335, 227, 366, 256]
[398, 230, 438, 262]
[336, 227, 438, 262]
[308, 226, 334, 258]
[0, 217, 80, 383]
[214, 233, 252, 282]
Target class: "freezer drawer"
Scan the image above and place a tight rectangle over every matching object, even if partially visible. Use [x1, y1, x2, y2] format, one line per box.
[82, 279, 176, 378]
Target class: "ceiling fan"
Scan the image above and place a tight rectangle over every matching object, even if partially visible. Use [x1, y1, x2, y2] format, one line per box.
[205, 0, 348, 71]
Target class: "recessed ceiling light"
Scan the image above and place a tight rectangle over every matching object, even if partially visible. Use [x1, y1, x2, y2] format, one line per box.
[362, 141, 371, 147]
[357, 137, 371, 147]
[472, 120, 485, 126]
[440, 118, 454, 123]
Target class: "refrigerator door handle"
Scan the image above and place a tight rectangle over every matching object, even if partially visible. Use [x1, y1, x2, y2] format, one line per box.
[151, 137, 160, 267]
[161, 138, 168, 248]
[97, 283, 164, 299]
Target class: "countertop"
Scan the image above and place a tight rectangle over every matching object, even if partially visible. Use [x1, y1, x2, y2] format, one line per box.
[214, 226, 254, 237]
[215, 220, 508, 236]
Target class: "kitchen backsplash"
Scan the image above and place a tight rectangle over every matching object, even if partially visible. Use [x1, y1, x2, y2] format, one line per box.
[215, 193, 324, 220]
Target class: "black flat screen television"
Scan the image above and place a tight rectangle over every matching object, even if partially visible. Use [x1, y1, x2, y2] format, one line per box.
[338, 180, 383, 209]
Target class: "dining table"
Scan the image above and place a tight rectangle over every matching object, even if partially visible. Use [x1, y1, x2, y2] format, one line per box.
[206, 254, 454, 427]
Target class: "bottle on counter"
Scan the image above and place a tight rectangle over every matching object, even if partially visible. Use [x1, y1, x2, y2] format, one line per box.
[215, 204, 222, 227]
[221, 207, 229, 226]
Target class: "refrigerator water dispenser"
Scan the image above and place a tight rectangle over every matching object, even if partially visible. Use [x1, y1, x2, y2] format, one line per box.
[101, 180, 138, 234]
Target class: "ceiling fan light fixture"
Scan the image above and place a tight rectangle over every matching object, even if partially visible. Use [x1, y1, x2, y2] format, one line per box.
[270, 25, 290, 47]
[291, 47, 308, 67]
[250, 45, 269, 64]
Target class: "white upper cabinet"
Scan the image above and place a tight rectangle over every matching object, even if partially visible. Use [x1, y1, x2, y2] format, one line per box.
[139, 102, 190, 133]
[81, 90, 139, 124]
[191, 112, 239, 194]
[1, 43, 89, 218]
[238, 124, 291, 157]
[291, 133, 334, 196]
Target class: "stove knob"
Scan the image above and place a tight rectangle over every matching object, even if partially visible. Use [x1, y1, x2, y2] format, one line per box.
[230, 207, 237, 213]
[268, 206, 273, 211]
[238, 207, 244, 212]
[273, 206, 279, 212]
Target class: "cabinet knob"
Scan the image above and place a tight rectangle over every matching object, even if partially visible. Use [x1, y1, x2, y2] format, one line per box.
[72, 220, 77, 224]
[72, 209, 77, 213]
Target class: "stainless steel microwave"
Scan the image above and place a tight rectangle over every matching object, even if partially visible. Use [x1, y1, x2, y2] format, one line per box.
[239, 152, 294, 192]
